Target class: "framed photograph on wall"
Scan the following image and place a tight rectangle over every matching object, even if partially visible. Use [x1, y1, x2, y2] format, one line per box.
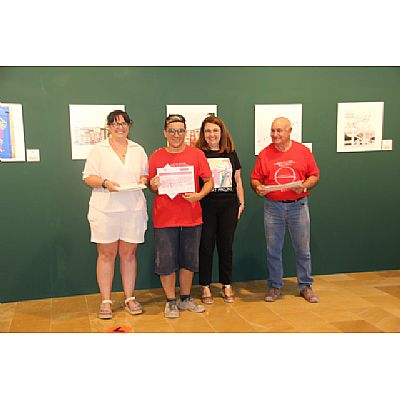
[0, 103, 26, 162]
[337, 101, 384, 152]
[69, 104, 125, 160]
[255, 104, 303, 155]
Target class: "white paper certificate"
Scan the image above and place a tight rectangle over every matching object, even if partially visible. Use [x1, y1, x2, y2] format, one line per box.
[157, 165, 195, 199]
[116, 183, 146, 192]
[262, 181, 303, 192]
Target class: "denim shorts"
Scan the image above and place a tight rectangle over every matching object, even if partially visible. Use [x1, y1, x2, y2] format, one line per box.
[154, 225, 202, 275]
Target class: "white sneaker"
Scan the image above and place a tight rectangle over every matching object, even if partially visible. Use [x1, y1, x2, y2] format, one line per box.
[178, 297, 205, 313]
[164, 302, 180, 318]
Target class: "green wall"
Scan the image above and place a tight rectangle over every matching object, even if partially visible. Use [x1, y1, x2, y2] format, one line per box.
[1, 66, 399, 302]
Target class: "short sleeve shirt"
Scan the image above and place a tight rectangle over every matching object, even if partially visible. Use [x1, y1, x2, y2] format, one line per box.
[82, 139, 148, 212]
[148, 145, 212, 228]
[201, 150, 241, 207]
[251, 141, 320, 201]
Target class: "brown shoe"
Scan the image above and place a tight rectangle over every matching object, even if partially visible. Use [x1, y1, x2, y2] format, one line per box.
[201, 286, 214, 304]
[265, 287, 281, 302]
[300, 286, 319, 303]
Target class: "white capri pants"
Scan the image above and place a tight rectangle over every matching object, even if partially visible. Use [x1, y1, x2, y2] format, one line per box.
[88, 207, 148, 244]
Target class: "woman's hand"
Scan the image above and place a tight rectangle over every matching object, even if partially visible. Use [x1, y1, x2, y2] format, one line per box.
[104, 179, 120, 192]
[238, 204, 245, 219]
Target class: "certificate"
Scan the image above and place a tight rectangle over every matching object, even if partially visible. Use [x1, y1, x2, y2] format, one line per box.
[262, 181, 303, 192]
[116, 183, 146, 192]
[157, 165, 195, 199]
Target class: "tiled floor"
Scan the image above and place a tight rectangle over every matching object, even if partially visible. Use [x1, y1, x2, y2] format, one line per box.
[1, 270, 400, 333]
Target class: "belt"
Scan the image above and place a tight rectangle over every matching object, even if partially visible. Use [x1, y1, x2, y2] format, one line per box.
[279, 197, 305, 203]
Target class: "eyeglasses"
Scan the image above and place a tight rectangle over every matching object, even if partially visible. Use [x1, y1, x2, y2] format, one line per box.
[110, 122, 129, 127]
[167, 128, 186, 136]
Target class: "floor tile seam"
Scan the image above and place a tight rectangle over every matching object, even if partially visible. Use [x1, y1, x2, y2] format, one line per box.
[0, 303, 18, 316]
[200, 313, 218, 332]
[284, 307, 338, 321]
[360, 297, 400, 307]
[0, 314, 13, 323]
[246, 314, 297, 330]
[316, 311, 361, 324]
[50, 314, 92, 326]
[226, 304, 269, 329]
[371, 290, 400, 300]
[286, 315, 347, 329]
[356, 310, 400, 323]
[166, 310, 218, 333]
[0, 320, 12, 333]
[331, 319, 384, 329]
[374, 318, 400, 329]
[84, 295, 91, 315]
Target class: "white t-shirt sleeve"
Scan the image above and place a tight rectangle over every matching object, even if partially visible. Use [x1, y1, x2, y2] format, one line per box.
[82, 145, 101, 180]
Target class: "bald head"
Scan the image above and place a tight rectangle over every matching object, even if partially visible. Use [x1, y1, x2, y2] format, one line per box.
[271, 117, 292, 129]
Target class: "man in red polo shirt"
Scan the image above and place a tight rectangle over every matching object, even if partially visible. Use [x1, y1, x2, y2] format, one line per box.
[251, 117, 320, 303]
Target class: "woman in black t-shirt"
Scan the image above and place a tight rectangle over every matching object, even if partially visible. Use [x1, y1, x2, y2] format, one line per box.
[196, 115, 245, 304]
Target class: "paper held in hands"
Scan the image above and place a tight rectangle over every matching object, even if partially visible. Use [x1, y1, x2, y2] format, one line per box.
[262, 180, 303, 192]
[157, 164, 195, 199]
[116, 183, 147, 192]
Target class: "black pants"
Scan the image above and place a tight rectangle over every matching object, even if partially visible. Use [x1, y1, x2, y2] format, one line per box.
[199, 202, 238, 286]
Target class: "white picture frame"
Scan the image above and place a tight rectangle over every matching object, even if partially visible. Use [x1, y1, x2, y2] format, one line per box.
[0, 103, 26, 162]
[69, 104, 125, 160]
[166, 104, 217, 147]
[337, 101, 384, 152]
[255, 104, 303, 155]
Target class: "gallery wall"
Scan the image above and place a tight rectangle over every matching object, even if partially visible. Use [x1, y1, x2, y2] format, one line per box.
[1, 66, 399, 302]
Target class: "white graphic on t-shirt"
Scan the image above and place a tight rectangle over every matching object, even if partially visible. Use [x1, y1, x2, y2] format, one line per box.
[207, 158, 233, 192]
[169, 162, 190, 168]
[274, 160, 297, 191]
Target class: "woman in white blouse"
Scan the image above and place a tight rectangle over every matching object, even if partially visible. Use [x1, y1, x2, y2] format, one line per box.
[83, 110, 148, 319]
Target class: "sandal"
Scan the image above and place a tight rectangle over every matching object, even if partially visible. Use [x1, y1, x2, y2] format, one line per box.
[201, 286, 214, 304]
[124, 296, 143, 315]
[98, 299, 113, 319]
[221, 285, 235, 303]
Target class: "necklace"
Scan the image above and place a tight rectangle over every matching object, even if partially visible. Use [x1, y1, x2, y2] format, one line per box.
[110, 139, 127, 161]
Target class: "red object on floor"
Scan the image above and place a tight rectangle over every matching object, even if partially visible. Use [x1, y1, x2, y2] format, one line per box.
[105, 326, 133, 333]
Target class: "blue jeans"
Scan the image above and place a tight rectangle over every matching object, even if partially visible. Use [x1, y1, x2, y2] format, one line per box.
[264, 196, 313, 290]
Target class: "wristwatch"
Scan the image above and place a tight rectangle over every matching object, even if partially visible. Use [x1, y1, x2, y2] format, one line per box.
[102, 179, 108, 189]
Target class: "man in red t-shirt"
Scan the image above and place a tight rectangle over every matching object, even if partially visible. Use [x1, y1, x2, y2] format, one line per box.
[149, 114, 214, 318]
[251, 117, 321, 303]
